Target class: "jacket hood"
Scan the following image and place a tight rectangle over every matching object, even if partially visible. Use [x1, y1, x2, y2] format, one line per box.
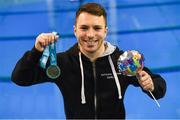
[101, 41, 117, 57]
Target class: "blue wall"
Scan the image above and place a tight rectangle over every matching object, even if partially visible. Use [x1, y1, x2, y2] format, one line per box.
[0, 0, 180, 119]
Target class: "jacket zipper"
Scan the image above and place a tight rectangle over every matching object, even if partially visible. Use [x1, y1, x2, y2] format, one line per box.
[92, 62, 97, 119]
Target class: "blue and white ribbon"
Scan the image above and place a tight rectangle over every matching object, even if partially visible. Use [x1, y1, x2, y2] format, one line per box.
[40, 32, 60, 79]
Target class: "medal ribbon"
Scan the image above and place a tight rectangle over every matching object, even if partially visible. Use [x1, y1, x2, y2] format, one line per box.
[39, 32, 60, 79]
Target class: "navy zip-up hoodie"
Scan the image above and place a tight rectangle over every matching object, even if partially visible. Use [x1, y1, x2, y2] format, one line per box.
[11, 42, 166, 119]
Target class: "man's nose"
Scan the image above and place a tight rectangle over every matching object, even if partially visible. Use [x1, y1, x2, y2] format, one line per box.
[87, 28, 95, 38]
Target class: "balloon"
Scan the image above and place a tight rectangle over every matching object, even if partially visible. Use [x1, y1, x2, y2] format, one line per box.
[117, 50, 144, 76]
[117, 50, 161, 107]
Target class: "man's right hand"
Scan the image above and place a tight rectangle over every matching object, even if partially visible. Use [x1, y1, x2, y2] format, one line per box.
[35, 33, 59, 52]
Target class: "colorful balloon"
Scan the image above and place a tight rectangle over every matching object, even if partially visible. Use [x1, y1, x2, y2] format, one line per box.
[117, 50, 144, 76]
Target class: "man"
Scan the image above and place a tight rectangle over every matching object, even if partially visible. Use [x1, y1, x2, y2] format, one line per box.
[12, 2, 166, 119]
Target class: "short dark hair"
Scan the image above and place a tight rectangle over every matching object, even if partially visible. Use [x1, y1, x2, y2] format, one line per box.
[75, 3, 107, 26]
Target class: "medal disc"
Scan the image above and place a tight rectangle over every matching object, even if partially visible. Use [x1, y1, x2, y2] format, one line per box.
[46, 65, 61, 79]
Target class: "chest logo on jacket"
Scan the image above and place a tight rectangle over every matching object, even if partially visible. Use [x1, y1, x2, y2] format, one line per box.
[101, 73, 113, 79]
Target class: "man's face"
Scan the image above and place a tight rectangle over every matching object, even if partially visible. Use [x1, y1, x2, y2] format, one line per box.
[74, 12, 107, 54]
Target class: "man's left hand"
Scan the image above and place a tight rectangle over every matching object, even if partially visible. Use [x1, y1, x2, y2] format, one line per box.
[137, 71, 154, 92]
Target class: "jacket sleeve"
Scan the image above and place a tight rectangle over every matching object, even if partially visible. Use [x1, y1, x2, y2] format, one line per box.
[11, 47, 52, 86]
[142, 67, 166, 100]
[128, 67, 166, 100]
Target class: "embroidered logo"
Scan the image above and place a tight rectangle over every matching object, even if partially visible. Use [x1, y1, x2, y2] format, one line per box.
[101, 73, 114, 79]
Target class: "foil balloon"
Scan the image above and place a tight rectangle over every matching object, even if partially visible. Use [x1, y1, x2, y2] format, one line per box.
[117, 50, 160, 107]
[117, 50, 144, 76]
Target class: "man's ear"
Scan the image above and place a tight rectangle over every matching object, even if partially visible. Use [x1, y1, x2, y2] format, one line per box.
[73, 25, 77, 37]
[105, 26, 108, 33]
[104, 26, 108, 37]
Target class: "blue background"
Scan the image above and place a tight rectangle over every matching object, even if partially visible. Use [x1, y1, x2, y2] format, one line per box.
[0, 0, 179, 119]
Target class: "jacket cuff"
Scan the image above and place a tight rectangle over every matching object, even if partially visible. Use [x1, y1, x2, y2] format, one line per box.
[151, 78, 160, 97]
[27, 46, 43, 64]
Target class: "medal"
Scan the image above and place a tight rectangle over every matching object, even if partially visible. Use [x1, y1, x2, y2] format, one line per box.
[46, 65, 60, 79]
[40, 32, 60, 79]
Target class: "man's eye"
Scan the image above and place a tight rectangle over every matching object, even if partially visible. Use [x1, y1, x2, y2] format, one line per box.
[80, 27, 88, 30]
[94, 27, 102, 31]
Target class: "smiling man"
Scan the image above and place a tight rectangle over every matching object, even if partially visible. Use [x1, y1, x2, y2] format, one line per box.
[74, 11, 107, 61]
[12, 3, 166, 119]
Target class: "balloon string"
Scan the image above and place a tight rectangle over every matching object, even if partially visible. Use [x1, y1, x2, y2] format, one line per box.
[136, 73, 160, 108]
[148, 90, 160, 108]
